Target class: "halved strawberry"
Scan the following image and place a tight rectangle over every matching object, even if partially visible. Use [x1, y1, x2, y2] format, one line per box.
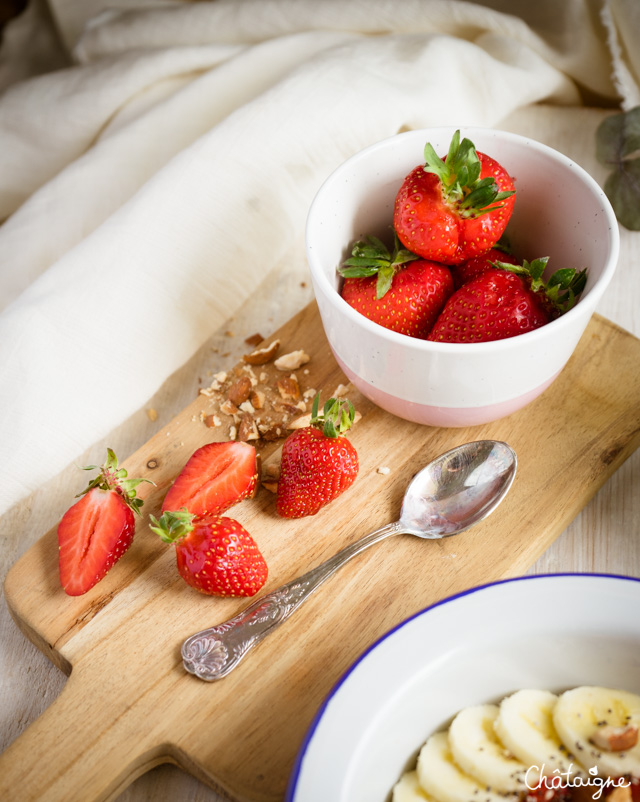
[149, 510, 268, 597]
[393, 130, 516, 265]
[57, 449, 151, 596]
[161, 441, 258, 517]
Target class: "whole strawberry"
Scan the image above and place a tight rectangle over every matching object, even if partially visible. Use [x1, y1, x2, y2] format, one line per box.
[58, 449, 152, 596]
[451, 247, 519, 289]
[149, 510, 268, 597]
[427, 257, 587, 343]
[393, 130, 516, 265]
[277, 395, 359, 518]
[162, 441, 258, 517]
[339, 235, 453, 338]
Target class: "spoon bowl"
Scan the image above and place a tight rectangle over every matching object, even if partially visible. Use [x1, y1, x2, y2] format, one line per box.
[400, 440, 517, 537]
[182, 440, 517, 681]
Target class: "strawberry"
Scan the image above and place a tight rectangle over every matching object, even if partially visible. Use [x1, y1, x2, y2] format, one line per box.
[149, 510, 268, 597]
[451, 247, 519, 289]
[57, 449, 151, 596]
[393, 130, 516, 265]
[161, 441, 258, 517]
[338, 235, 453, 338]
[277, 395, 359, 518]
[427, 257, 587, 343]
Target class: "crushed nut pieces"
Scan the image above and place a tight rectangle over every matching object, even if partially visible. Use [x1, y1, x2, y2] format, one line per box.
[197, 340, 320, 445]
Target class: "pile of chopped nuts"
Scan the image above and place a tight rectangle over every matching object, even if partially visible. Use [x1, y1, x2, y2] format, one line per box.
[195, 337, 315, 444]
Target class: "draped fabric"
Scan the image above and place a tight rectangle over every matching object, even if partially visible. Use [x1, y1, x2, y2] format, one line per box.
[0, 0, 637, 515]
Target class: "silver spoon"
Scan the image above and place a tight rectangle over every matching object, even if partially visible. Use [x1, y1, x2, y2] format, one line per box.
[181, 439, 516, 681]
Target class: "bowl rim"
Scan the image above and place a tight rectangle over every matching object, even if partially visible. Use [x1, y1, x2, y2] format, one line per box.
[285, 572, 640, 801]
[305, 126, 620, 354]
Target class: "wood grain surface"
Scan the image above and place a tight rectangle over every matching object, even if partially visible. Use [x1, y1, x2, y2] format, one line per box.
[0, 299, 639, 802]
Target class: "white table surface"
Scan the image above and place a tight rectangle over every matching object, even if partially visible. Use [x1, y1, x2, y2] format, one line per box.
[1, 104, 638, 801]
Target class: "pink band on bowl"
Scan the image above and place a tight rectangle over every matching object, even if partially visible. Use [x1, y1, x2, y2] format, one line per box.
[334, 352, 560, 427]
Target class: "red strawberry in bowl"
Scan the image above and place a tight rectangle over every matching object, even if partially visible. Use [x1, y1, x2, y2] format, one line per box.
[161, 441, 258, 517]
[150, 510, 268, 597]
[393, 130, 516, 265]
[428, 257, 587, 344]
[57, 449, 152, 596]
[277, 395, 359, 519]
[451, 247, 520, 289]
[338, 235, 453, 338]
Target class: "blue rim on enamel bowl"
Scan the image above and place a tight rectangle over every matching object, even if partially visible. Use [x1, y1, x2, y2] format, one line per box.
[286, 573, 640, 802]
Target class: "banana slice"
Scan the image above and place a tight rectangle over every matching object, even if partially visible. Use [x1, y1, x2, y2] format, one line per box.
[448, 703, 528, 792]
[494, 689, 578, 780]
[417, 731, 515, 802]
[392, 770, 435, 801]
[553, 686, 640, 778]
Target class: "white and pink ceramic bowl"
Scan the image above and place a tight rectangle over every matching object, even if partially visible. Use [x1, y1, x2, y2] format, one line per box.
[305, 128, 619, 427]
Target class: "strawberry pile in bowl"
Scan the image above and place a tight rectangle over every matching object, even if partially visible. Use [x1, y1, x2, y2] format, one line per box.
[305, 127, 620, 427]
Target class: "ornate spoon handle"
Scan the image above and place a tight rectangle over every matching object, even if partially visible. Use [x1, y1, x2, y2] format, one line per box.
[182, 521, 403, 681]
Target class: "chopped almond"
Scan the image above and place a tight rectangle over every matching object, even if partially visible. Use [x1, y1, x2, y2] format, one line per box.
[243, 339, 280, 365]
[250, 390, 265, 409]
[203, 414, 222, 428]
[260, 426, 284, 441]
[220, 399, 239, 416]
[227, 376, 252, 406]
[276, 374, 300, 402]
[262, 481, 278, 493]
[591, 723, 639, 752]
[237, 413, 260, 442]
[288, 413, 312, 430]
[244, 332, 264, 347]
[274, 349, 309, 371]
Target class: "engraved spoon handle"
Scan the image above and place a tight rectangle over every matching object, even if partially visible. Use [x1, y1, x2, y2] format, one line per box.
[182, 521, 404, 681]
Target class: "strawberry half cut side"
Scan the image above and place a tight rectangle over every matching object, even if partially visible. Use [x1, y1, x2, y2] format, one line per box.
[161, 441, 258, 517]
[57, 449, 152, 596]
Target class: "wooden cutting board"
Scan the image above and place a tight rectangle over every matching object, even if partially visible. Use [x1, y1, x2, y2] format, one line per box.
[2, 302, 640, 802]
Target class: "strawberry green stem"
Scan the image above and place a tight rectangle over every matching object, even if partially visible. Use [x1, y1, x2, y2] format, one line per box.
[423, 129, 514, 218]
[338, 233, 419, 299]
[310, 394, 356, 438]
[76, 448, 154, 515]
[492, 257, 588, 316]
[148, 509, 195, 544]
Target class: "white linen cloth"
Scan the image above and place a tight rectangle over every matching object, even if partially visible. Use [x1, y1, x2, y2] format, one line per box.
[0, 0, 638, 516]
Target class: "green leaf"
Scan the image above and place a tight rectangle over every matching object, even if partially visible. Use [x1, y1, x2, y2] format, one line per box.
[596, 106, 640, 230]
[149, 509, 194, 544]
[310, 394, 357, 438]
[596, 106, 640, 164]
[338, 233, 420, 297]
[375, 265, 395, 299]
[604, 160, 640, 230]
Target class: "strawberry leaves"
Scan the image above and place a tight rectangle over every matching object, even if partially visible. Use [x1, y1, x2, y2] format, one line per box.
[423, 129, 515, 218]
[310, 393, 356, 438]
[596, 106, 640, 230]
[339, 234, 418, 299]
[493, 258, 588, 316]
[75, 448, 152, 515]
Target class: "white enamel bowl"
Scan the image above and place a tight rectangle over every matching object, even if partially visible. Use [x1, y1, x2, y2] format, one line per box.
[305, 128, 619, 427]
[286, 574, 640, 802]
